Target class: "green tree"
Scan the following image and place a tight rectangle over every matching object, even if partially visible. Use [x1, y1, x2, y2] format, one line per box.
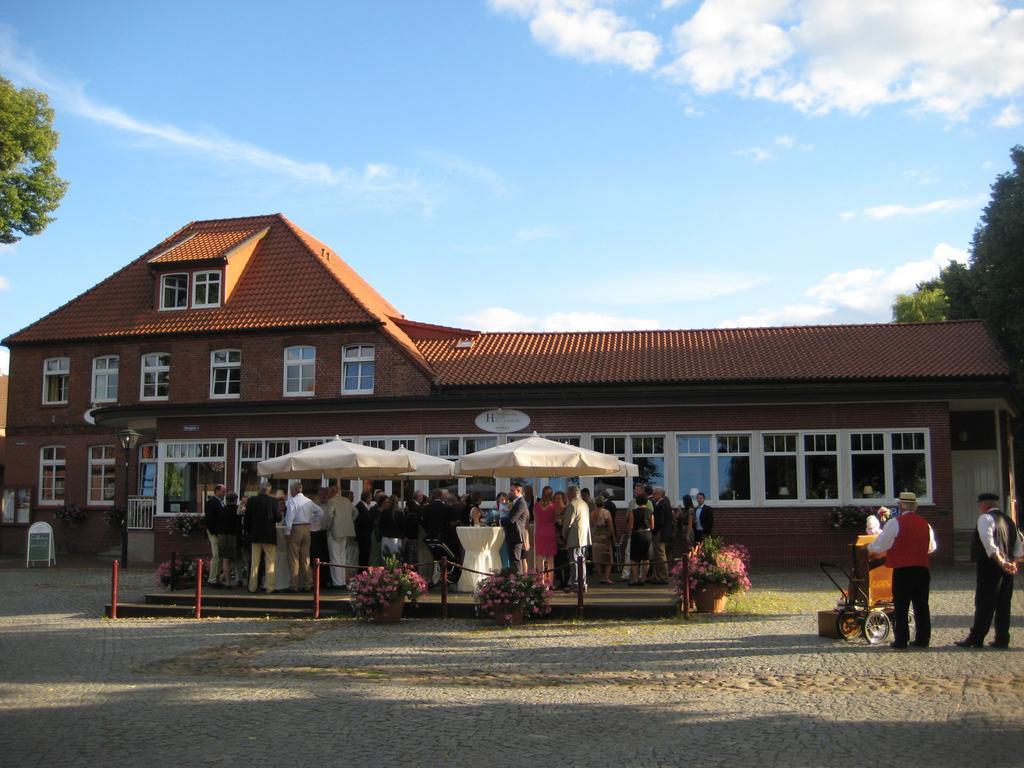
[970, 145, 1024, 375]
[891, 284, 949, 322]
[0, 76, 69, 244]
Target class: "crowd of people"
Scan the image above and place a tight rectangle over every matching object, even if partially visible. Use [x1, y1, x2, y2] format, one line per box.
[200, 480, 711, 594]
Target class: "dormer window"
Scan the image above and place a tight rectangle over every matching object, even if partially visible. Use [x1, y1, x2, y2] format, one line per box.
[160, 274, 188, 310]
[342, 345, 374, 394]
[193, 271, 222, 308]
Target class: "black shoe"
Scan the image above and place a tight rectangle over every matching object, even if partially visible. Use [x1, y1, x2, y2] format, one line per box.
[890, 642, 908, 650]
[988, 641, 1009, 649]
[954, 638, 982, 648]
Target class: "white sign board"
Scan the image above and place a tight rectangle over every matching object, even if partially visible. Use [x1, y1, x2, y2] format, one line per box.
[26, 521, 56, 567]
[475, 409, 531, 434]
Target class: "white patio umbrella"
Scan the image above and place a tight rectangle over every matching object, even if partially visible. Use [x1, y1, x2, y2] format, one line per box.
[382, 447, 462, 480]
[454, 432, 639, 478]
[256, 436, 415, 480]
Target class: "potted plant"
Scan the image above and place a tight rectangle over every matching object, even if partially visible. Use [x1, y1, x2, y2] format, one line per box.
[169, 512, 206, 538]
[349, 556, 428, 622]
[475, 571, 552, 625]
[53, 502, 86, 526]
[154, 556, 205, 589]
[671, 536, 751, 614]
[828, 505, 877, 530]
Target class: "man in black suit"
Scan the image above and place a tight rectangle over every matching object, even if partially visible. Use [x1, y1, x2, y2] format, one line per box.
[422, 489, 461, 583]
[244, 482, 281, 593]
[650, 487, 675, 583]
[693, 492, 714, 545]
[507, 484, 530, 574]
[353, 491, 376, 568]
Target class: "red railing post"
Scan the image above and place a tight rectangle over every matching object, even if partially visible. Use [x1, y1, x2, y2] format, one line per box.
[440, 556, 448, 620]
[313, 558, 321, 619]
[194, 559, 204, 619]
[576, 555, 585, 618]
[110, 559, 119, 619]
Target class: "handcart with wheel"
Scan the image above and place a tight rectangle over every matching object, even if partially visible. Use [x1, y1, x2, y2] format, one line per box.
[817, 534, 911, 645]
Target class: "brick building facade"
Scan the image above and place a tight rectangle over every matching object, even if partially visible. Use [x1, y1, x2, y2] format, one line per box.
[1, 214, 1017, 565]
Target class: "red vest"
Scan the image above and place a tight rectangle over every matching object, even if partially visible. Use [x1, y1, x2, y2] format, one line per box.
[886, 512, 931, 569]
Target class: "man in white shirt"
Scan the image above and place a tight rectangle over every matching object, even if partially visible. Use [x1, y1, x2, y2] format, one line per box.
[564, 486, 592, 591]
[325, 490, 358, 588]
[284, 481, 317, 591]
[956, 492, 1022, 649]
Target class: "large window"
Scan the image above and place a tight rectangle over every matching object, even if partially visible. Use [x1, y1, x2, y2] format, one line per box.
[42, 357, 69, 404]
[284, 346, 315, 396]
[342, 345, 375, 394]
[193, 271, 222, 308]
[141, 353, 170, 400]
[851, 432, 886, 499]
[160, 274, 188, 310]
[717, 435, 751, 501]
[631, 436, 665, 489]
[677, 435, 712, 499]
[91, 355, 119, 403]
[426, 437, 461, 497]
[210, 349, 241, 398]
[465, 436, 497, 502]
[161, 441, 226, 515]
[892, 431, 928, 498]
[804, 433, 839, 500]
[592, 436, 627, 501]
[88, 445, 117, 504]
[39, 446, 66, 504]
[763, 434, 797, 500]
[237, 439, 291, 497]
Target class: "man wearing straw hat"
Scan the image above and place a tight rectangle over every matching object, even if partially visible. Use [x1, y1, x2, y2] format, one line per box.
[868, 491, 937, 649]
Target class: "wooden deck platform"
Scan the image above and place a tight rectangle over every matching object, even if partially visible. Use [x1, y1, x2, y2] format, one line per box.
[107, 580, 683, 620]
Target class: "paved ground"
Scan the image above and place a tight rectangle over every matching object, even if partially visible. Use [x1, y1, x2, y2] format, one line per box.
[1, 560, 1022, 768]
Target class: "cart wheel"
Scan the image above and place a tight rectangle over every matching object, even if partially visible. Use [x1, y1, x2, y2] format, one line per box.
[863, 610, 891, 645]
[836, 611, 863, 640]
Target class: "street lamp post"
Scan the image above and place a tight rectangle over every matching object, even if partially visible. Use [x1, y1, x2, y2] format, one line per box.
[116, 429, 141, 568]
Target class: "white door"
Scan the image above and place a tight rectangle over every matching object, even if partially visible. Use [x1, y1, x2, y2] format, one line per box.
[951, 450, 999, 531]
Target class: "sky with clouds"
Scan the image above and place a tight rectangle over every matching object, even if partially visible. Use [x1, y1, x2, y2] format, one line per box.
[1, 0, 1022, 375]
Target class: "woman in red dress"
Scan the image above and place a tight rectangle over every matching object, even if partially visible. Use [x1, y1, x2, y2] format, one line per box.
[532, 485, 558, 585]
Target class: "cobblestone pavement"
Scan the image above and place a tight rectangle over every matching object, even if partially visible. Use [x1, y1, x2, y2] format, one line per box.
[1, 561, 1022, 767]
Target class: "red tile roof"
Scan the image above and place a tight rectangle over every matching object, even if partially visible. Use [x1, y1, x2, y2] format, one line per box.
[148, 226, 264, 264]
[415, 322, 1009, 386]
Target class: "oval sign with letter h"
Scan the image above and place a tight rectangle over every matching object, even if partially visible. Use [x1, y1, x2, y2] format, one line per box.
[475, 409, 530, 434]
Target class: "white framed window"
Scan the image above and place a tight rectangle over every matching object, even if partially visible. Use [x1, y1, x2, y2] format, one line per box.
[39, 446, 66, 505]
[677, 435, 712, 500]
[631, 436, 666, 490]
[803, 433, 839, 501]
[91, 355, 119, 403]
[139, 444, 158, 498]
[237, 438, 291, 497]
[763, 434, 798, 501]
[891, 431, 929, 500]
[592, 435, 627, 501]
[141, 353, 171, 400]
[42, 357, 70, 404]
[342, 345, 375, 394]
[464, 436, 498, 501]
[160, 273, 188, 310]
[284, 346, 315, 396]
[210, 349, 241, 398]
[716, 434, 752, 501]
[88, 445, 117, 505]
[193, 271, 222, 308]
[850, 432, 886, 499]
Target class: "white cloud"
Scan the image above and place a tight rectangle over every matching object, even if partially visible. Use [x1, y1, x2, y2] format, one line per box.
[774, 134, 795, 148]
[839, 211, 857, 221]
[661, 0, 685, 9]
[490, 0, 661, 72]
[516, 225, 557, 241]
[722, 303, 836, 327]
[993, 103, 1022, 127]
[806, 242, 966, 313]
[731, 146, 772, 162]
[0, 27, 430, 204]
[659, 0, 1024, 120]
[862, 195, 984, 219]
[0, 275, 9, 290]
[0, 348, 8, 375]
[420, 150, 507, 195]
[461, 306, 659, 332]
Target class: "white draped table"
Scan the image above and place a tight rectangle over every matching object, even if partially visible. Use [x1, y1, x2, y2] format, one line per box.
[456, 526, 504, 592]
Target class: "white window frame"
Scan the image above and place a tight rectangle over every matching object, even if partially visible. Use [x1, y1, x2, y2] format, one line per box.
[762, 433, 798, 503]
[156, 440, 227, 517]
[193, 270, 222, 308]
[91, 355, 119, 403]
[39, 446, 66, 505]
[42, 357, 70, 405]
[160, 273, 189, 311]
[800, 432, 840, 504]
[714, 433, 753, 504]
[88, 445, 117, 505]
[283, 346, 316, 396]
[850, 431, 887, 501]
[342, 344, 375, 395]
[209, 349, 241, 399]
[140, 353, 171, 401]
[889, 429, 932, 503]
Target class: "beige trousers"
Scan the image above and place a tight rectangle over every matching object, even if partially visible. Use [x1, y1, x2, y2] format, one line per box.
[287, 524, 312, 589]
[249, 542, 276, 593]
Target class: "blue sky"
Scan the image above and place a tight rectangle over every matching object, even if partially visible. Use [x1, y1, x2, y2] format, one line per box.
[1, 1, 1022, 374]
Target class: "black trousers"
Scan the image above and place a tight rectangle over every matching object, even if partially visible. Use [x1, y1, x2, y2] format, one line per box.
[968, 560, 1014, 644]
[892, 566, 931, 647]
[310, 530, 331, 585]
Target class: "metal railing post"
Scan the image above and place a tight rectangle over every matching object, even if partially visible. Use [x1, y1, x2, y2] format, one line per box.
[110, 559, 119, 619]
[440, 557, 448, 620]
[313, 558, 321, 619]
[576, 555, 585, 619]
[170, 552, 178, 591]
[194, 559, 204, 619]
